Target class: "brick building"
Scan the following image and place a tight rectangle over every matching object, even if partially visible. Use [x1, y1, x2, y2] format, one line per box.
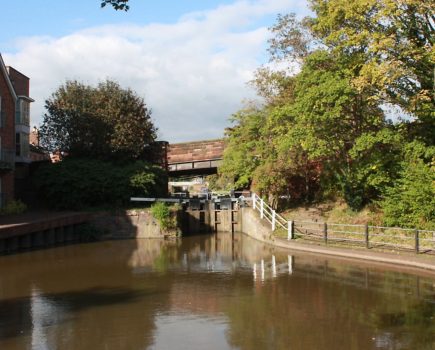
[0, 54, 33, 207]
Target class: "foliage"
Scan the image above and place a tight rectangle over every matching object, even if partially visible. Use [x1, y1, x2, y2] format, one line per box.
[219, 105, 266, 190]
[40, 80, 156, 161]
[150, 202, 178, 232]
[381, 143, 435, 230]
[206, 174, 233, 192]
[219, 1, 434, 228]
[222, 49, 386, 206]
[100, 0, 129, 11]
[309, 0, 434, 124]
[33, 158, 167, 210]
[0, 200, 27, 215]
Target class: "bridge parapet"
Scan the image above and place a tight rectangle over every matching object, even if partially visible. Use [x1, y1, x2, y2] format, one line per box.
[167, 139, 224, 174]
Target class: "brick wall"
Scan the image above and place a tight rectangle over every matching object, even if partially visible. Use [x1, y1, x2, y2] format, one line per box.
[6, 66, 29, 97]
[0, 60, 17, 203]
[168, 139, 224, 164]
[0, 69, 15, 150]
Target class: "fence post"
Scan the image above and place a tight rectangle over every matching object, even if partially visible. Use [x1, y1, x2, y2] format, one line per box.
[323, 222, 328, 245]
[272, 210, 276, 231]
[253, 194, 256, 210]
[365, 224, 369, 249]
[415, 230, 419, 254]
[287, 221, 294, 240]
[260, 199, 264, 219]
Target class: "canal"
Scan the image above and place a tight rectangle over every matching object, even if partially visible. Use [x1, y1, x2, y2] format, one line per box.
[0, 233, 434, 349]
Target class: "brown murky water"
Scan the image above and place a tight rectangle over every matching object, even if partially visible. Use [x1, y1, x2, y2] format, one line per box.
[0, 233, 434, 350]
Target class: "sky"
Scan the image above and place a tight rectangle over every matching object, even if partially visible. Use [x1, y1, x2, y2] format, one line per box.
[1, 0, 310, 142]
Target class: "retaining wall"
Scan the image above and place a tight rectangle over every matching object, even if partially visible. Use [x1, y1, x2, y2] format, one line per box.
[91, 210, 176, 239]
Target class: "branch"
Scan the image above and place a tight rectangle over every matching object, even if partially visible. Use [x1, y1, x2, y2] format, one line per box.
[101, 0, 129, 11]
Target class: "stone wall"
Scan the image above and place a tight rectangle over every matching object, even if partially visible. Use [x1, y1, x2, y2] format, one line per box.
[92, 210, 178, 239]
[239, 207, 274, 243]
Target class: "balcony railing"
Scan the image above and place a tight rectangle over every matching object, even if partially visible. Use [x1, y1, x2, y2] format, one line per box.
[0, 148, 15, 170]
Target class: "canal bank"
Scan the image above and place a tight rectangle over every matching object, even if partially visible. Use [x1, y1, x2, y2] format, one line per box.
[239, 207, 435, 273]
[0, 211, 92, 254]
[1, 204, 434, 274]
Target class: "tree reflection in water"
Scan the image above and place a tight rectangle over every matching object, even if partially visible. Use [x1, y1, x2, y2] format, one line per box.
[0, 233, 433, 350]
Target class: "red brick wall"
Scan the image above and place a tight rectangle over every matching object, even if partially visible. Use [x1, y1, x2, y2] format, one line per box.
[0, 69, 15, 150]
[6, 66, 29, 97]
[1, 63, 17, 202]
[167, 139, 224, 164]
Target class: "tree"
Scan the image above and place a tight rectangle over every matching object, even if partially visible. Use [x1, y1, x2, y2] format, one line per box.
[100, 0, 129, 11]
[309, 0, 435, 133]
[40, 80, 157, 161]
[221, 2, 434, 227]
[34, 158, 167, 209]
[381, 141, 435, 230]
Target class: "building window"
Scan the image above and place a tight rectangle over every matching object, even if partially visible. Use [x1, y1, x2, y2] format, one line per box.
[21, 100, 30, 126]
[16, 100, 30, 126]
[16, 132, 29, 158]
[16, 133, 20, 156]
[22, 133, 29, 157]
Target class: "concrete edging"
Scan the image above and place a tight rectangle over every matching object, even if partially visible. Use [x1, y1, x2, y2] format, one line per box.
[272, 238, 435, 272]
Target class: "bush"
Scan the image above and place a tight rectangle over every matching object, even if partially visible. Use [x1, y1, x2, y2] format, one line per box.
[381, 143, 435, 230]
[150, 202, 178, 232]
[0, 200, 27, 215]
[33, 158, 167, 210]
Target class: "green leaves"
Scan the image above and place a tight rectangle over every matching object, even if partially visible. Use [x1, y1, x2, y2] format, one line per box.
[309, 0, 435, 123]
[220, 1, 434, 228]
[33, 159, 167, 210]
[381, 142, 435, 230]
[40, 80, 157, 161]
[100, 0, 129, 11]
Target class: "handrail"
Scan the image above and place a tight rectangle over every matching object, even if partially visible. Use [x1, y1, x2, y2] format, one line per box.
[249, 192, 435, 254]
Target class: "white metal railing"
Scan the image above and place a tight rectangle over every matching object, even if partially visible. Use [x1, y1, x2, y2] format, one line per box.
[252, 193, 290, 234]
[250, 193, 435, 254]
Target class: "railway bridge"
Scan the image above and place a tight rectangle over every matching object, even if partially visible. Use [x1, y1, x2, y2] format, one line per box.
[167, 139, 224, 176]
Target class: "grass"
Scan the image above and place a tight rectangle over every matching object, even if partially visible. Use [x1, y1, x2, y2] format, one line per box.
[281, 199, 383, 226]
[272, 200, 434, 253]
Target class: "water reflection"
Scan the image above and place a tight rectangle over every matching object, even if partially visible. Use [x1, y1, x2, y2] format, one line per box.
[0, 233, 434, 349]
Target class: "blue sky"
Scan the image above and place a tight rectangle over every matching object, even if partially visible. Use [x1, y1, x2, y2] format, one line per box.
[1, 0, 241, 50]
[1, 0, 310, 142]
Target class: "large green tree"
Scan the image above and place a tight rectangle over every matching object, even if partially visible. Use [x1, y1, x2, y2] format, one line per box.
[218, 0, 435, 228]
[40, 80, 157, 161]
[309, 0, 434, 138]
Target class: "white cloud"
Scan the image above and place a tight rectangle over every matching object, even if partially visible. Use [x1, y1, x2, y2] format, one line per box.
[3, 0, 307, 142]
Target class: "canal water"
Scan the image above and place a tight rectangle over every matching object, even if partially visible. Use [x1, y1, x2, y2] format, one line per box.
[0, 233, 434, 350]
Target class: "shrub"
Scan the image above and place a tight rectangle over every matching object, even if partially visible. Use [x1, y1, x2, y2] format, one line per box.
[150, 202, 178, 232]
[381, 143, 435, 230]
[33, 158, 167, 210]
[0, 200, 27, 215]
